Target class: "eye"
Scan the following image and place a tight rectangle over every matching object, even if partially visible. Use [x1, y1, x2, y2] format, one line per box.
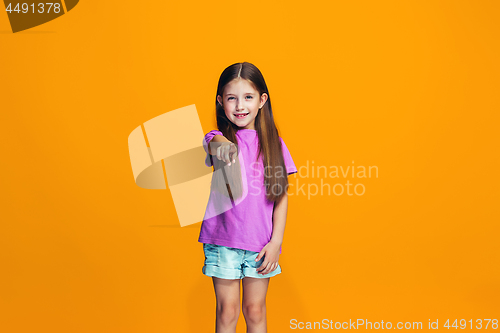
[246, 96, 253, 99]
[228, 97, 235, 100]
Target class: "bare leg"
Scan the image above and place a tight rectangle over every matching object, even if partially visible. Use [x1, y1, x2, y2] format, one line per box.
[242, 277, 270, 333]
[212, 277, 241, 333]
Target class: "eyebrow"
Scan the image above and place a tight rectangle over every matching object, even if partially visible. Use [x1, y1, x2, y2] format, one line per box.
[226, 93, 255, 96]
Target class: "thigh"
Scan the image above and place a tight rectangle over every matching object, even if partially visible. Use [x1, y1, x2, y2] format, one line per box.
[241, 277, 270, 305]
[212, 277, 241, 305]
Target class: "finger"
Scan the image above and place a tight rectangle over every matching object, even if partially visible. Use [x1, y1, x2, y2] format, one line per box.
[267, 262, 277, 274]
[221, 144, 229, 164]
[216, 146, 222, 160]
[261, 263, 273, 275]
[255, 251, 265, 262]
[225, 145, 231, 165]
[257, 261, 270, 273]
[257, 260, 268, 271]
[230, 144, 237, 163]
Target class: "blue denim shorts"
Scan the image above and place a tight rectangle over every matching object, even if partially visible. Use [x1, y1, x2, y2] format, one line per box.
[202, 243, 282, 279]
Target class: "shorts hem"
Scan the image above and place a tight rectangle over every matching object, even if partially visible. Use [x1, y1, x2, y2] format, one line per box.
[202, 265, 242, 280]
[242, 265, 282, 279]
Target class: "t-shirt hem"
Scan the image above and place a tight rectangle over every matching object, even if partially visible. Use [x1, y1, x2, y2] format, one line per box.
[198, 237, 265, 253]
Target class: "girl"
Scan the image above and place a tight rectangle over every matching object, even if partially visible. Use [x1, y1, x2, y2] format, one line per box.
[198, 62, 297, 333]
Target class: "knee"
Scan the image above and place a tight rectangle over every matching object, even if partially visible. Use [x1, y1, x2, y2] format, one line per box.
[217, 302, 240, 325]
[242, 303, 266, 323]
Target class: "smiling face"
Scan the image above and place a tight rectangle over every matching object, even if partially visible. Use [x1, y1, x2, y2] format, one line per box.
[217, 78, 268, 130]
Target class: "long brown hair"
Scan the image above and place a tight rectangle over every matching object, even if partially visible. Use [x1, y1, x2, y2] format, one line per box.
[209, 62, 289, 203]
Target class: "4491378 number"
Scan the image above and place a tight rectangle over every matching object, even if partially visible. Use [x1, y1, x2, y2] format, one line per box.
[444, 319, 498, 329]
[5, 3, 62, 14]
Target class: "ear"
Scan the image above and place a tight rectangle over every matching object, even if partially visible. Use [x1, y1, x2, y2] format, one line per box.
[260, 93, 269, 108]
[217, 95, 223, 106]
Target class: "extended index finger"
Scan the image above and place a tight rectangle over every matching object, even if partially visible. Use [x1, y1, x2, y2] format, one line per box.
[224, 144, 232, 164]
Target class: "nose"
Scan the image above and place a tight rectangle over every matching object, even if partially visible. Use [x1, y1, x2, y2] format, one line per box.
[237, 99, 245, 111]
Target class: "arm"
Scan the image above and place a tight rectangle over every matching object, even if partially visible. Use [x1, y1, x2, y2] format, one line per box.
[207, 134, 237, 165]
[255, 191, 288, 275]
[207, 134, 231, 155]
[270, 191, 288, 246]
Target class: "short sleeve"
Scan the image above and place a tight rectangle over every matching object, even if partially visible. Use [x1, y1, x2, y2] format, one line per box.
[280, 137, 298, 175]
[203, 130, 224, 167]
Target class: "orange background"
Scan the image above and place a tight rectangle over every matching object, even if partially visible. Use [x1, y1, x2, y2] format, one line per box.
[1, 1, 499, 332]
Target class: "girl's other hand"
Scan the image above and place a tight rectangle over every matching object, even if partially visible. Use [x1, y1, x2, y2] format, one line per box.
[255, 241, 280, 275]
[217, 142, 238, 166]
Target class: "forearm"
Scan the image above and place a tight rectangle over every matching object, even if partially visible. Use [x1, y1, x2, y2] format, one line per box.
[270, 192, 288, 245]
[207, 135, 230, 155]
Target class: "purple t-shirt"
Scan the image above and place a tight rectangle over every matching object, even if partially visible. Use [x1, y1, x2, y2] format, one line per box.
[198, 129, 298, 253]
